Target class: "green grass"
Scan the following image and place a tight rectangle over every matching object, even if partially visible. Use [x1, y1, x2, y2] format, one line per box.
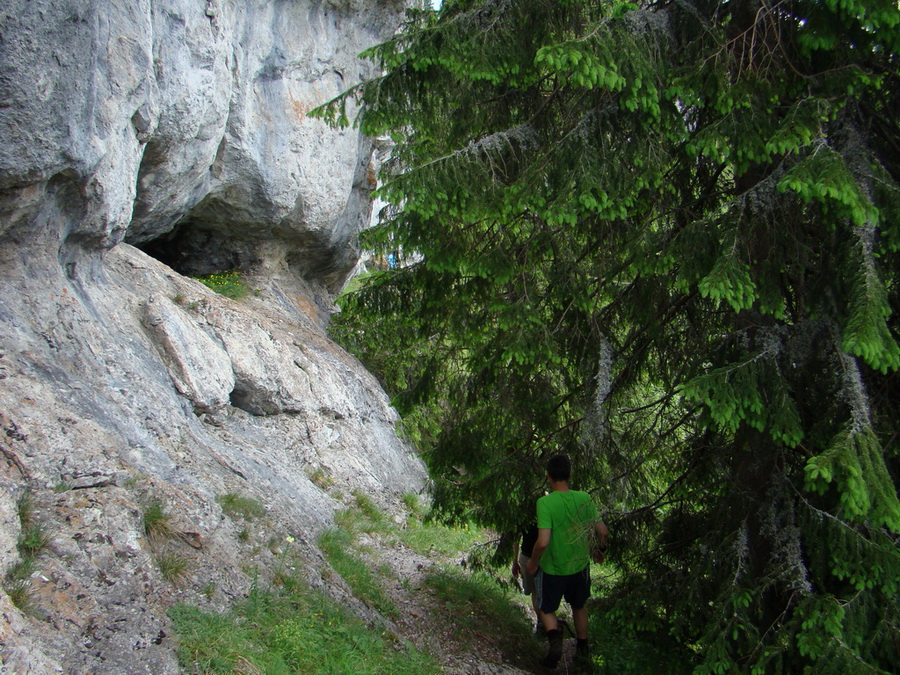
[318, 527, 398, 618]
[401, 491, 425, 516]
[195, 271, 250, 300]
[423, 566, 541, 666]
[169, 584, 440, 674]
[142, 501, 174, 542]
[168, 492, 546, 673]
[157, 552, 191, 586]
[216, 493, 266, 520]
[2, 491, 49, 612]
[352, 490, 386, 526]
[18, 522, 48, 557]
[400, 513, 483, 556]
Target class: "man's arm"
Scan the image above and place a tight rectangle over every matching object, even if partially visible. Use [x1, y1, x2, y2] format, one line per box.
[526, 528, 551, 575]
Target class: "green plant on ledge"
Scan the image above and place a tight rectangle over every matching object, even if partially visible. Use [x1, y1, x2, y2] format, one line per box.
[142, 501, 175, 543]
[194, 271, 250, 300]
[3, 490, 50, 612]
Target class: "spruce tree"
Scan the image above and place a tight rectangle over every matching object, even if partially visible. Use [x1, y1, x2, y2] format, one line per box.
[318, 0, 900, 670]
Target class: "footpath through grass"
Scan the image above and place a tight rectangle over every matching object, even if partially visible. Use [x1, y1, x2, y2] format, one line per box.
[169, 492, 693, 674]
[168, 492, 537, 674]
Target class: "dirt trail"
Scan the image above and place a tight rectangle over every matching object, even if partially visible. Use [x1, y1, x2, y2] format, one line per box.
[358, 530, 588, 675]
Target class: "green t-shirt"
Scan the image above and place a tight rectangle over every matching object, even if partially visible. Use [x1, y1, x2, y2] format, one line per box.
[536, 490, 598, 576]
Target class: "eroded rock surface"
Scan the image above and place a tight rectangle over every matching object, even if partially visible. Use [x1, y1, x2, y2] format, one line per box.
[0, 1, 425, 672]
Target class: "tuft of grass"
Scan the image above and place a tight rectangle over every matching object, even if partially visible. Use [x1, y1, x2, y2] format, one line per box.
[18, 523, 48, 557]
[308, 467, 333, 489]
[143, 501, 175, 542]
[3, 490, 50, 612]
[217, 493, 266, 520]
[195, 271, 250, 301]
[16, 491, 36, 528]
[157, 552, 191, 586]
[3, 577, 33, 612]
[124, 472, 144, 487]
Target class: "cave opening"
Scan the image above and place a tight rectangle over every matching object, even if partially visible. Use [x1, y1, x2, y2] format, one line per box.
[130, 218, 245, 279]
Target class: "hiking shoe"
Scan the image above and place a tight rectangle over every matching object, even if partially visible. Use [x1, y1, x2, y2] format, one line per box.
[541, 629, 563, 668]
[574, 640, 593, 672]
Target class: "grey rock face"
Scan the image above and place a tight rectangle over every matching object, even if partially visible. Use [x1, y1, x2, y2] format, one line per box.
[0, 0, 392, 292]
[0, 1, 427, 672]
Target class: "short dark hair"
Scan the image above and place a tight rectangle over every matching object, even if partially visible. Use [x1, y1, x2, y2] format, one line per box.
[546, 454, 571, 482]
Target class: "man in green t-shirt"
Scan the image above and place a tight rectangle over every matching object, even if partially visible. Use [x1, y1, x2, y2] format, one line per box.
[526, 454, 608, 668]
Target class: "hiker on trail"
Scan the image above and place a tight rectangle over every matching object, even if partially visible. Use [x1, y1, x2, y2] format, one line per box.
[526, 454, 608, 669]
[511, 516, 544, 635]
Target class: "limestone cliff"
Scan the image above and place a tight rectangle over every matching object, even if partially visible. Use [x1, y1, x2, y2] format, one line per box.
[0, 2, 426, 672]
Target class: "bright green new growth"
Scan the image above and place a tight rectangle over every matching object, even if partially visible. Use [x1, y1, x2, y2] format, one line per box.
[194, 270, 250, 300]
[316, 0, 900, 671]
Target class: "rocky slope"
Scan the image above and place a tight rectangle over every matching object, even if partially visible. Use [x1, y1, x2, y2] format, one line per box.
[0, 1, 428, 672]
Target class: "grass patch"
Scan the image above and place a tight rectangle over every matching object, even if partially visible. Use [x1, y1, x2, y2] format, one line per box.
[17, 491, 36, 527]
[2, 490, 49, 612]
[169, 583, 439, 674]
[195, 271, 250, 301]
[352, 490, 386, 527]
[423, 566, 540, 667]
[3, 577, 33, 611]
[157, 552, 192, 586]
[308, 467, 333, 489]
[142, 501, 175, 542]
[217, 493, 266, 520]
[318, 528, 398, 618]
[400, 513, 483, 557]
[19, 521, 48, 557]
[168, 492, 541, 673]
[401, 492, 426, 517]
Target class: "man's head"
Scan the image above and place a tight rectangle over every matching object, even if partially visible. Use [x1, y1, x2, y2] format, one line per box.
[546, 454, 571, 482]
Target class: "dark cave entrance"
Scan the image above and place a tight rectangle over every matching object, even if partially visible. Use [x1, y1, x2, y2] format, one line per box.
[131, 219, 246, 279]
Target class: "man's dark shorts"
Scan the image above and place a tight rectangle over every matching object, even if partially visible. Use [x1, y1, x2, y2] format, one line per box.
[535, 566, 591, 613]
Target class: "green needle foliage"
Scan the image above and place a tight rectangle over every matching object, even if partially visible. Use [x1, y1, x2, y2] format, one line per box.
[317, 0, 900, 671]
